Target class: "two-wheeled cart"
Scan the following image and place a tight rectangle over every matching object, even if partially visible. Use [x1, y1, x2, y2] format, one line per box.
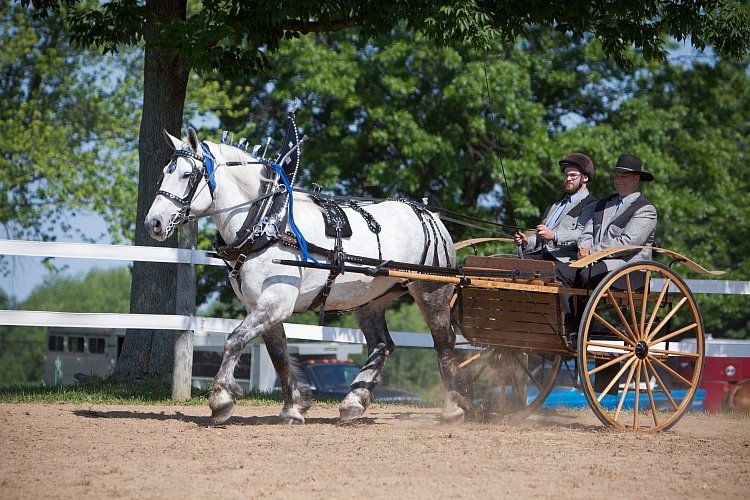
[446, 239, 723, 431]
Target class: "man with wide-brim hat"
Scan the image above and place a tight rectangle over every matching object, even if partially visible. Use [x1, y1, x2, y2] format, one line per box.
[513, 152, 597, 263]
[610, 153, 655, 181]
[556, 154, 657, 334]
[557, 152, 657, 297]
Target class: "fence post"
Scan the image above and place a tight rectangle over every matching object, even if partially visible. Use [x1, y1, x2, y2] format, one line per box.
[173, 221, 197, 400]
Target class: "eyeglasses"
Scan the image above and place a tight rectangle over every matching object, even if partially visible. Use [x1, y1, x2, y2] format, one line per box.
[563, 173, 582, 179]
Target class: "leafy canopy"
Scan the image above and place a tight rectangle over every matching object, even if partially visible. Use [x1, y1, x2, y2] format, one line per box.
[0, 3, 142, 244]
[26, 1, 750, 73]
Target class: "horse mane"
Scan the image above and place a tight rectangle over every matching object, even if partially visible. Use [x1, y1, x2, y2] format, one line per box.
[208, 141, 275, 197]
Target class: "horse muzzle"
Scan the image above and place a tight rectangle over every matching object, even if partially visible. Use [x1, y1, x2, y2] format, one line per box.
[144, 214, 168, 241]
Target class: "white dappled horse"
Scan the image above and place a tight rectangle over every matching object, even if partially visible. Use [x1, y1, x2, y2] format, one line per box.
[145, 127, 464, 424]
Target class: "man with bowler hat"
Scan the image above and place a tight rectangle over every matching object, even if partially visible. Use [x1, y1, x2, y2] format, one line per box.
[557, 153, 657, 294]
[576, 153, 657, 285]
[513, 152, 597, 264]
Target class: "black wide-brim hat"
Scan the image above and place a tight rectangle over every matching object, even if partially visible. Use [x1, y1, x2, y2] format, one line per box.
[611, 153, 654, 182]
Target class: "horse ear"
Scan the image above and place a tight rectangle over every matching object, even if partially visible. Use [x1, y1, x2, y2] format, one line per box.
[163, 129, 181, 150]
[187, 127, 200, 152]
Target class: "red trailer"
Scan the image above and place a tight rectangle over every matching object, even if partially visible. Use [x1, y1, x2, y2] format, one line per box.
[699, 338, 750, 412]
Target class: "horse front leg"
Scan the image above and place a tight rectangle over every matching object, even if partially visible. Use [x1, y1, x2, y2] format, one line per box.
[262, 323, 312, 424]
[341, 299, 395, 422]
[410, 281, 465, 423]
[209, 318, 257, 423]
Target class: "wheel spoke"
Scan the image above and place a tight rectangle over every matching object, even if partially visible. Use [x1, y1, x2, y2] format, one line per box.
[458, 351, 482, 368]
[585, 340, 634, 354]
[597, 357, 636, 403]
[639, 271, 652, 338]
[645, 358, 678, 411]
[625, 274, 640, 339]
[592, 312, 636, 346]
[648, 322, 698, 347]
[649, 354, 693, 387]
[648, 347, 700, 358]
[643, 362, 661, 426]
[646, 296, 689, 342]
[614, 358, 639, 421]
[644, 277, 672, 337]
[507, 360, 526, 407]
[633, 361, 643, 430]
[586, 350, 632, 374]
[511, 351, 541, 391]
[605, 289, 637, 341]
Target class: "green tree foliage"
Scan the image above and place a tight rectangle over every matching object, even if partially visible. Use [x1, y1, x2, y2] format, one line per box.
[193, 29, 749, 341]
[0, 267, 131, 383]
[604, 59, 750, 338]
[0, 2, 142, 245]
[21, 1, 750, 380]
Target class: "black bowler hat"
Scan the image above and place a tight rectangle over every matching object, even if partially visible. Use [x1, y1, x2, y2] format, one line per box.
[612, 154, 654, 182]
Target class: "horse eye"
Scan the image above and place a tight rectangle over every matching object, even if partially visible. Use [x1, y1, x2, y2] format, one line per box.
[182, 172, 192, 179]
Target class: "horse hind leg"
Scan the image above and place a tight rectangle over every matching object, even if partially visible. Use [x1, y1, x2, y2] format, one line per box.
[263, 323, 312, 424]
[340, 298, 395, 422]
[409, 280, 465, 423]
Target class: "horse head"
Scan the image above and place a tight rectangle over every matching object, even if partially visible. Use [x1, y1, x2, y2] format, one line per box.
[145, 127, 215, 241]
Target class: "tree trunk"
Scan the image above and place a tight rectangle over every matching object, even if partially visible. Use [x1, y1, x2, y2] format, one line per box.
[115, 0, 190, 382]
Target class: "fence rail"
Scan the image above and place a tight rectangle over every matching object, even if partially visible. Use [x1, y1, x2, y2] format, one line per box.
[3, 239, 748, 294]
[0, 309, 445, 348]
[2, 238, 748, 399]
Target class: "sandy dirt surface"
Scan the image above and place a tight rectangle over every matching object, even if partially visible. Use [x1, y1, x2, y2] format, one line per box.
[1, 402, 748, 499]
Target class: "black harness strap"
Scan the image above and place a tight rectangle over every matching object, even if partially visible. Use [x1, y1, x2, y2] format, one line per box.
[349, 200, 382, 260]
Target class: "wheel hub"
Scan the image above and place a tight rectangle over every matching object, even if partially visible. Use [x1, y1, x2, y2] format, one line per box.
[635, 340, 649, 359]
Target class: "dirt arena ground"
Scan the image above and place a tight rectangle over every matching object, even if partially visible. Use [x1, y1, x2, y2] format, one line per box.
[1, 402, 748, 499]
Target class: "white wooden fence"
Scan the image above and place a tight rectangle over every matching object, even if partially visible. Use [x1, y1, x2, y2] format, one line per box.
[2, 239, 748, 399]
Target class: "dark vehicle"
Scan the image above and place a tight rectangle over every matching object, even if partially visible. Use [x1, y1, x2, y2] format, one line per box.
[298, 359, 422, 403]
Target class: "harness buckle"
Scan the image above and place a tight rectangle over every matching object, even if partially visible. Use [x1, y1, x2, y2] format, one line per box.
[264, 223, 278, 238]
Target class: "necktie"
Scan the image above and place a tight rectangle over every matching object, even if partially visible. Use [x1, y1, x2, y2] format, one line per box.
[613, 197, 624, 216]
[546, 195, 571, 228]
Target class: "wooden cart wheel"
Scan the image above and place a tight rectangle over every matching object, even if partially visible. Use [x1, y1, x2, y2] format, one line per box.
[577, 261, 705, 432]
[457, 348, 562, 423]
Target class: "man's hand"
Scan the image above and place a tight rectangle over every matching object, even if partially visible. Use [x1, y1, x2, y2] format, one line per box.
[577, 247, 590, 259]
[513, 231, 527, 247]
[536, 224, 555, 241]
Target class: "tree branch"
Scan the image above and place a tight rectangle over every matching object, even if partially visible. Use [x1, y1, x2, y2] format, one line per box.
[280, 19, 355, 34]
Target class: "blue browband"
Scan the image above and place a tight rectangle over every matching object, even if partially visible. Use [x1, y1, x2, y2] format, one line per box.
[200, 143, 217, 193]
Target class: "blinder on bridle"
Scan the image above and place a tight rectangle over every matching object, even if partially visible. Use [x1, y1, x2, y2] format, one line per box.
[156, 147, 216, 228]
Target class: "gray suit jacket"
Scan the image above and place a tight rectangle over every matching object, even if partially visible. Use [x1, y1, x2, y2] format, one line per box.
[578, 192, 657, 271]
[524, 189, 597, 263]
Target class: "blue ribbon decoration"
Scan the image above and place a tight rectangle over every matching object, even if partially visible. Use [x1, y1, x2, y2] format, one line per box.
[265, 159, 320, 265]
[200, 143, 217, 193]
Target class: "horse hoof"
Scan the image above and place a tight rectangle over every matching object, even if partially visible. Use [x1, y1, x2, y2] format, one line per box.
[339, 402, 365, 422]
[339, 389, 369, 422]
[441, 406, 465, 424]
[209, 390, 235, 424]
[280, 407, 306, 425]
